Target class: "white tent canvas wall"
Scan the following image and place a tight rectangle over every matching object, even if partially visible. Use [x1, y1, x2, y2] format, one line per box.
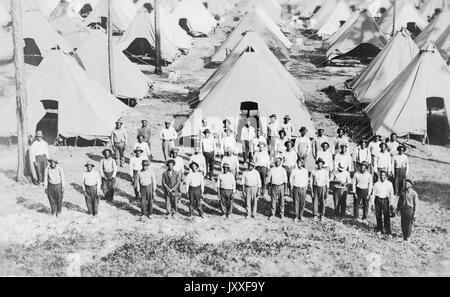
[172, 0, 218, 36]
[420, 0, 450, 19]
[351, 28, 419, 104]
[378, 0, 428, 35]
[84, 0, 134, 32]
[77, 30, 150, 99]
[316, 0, 353, 39]
[0, 2, 10, 27]
[8, 50, 128, 140]
[182, 32, 314, 138]
[243, 0, 282, 23]
[211, 8, 292, 64]
[416, 11, 450, 59]
[365, 42, 450, 137]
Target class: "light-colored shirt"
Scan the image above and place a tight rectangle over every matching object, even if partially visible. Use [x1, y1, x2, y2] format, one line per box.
[393, 154, 409, 170]
[242, 169, 262, 187]
[334, 136, 349, 151]
[137, 126, 152, 143]
[251, 136, 267, 153]
[281, 122, 294, 139]
[334, 152, 353, 172]
[202, 137, 216, 153]
[217, 172, 236, 191]
[313, 136, 331, 157]
[221, 155, 240, 174]
[138, 169, 157, 187]
[375, 151, 392, 173]
[353, 171, 373, 191]
[173, 156, 185, 173]
[283, 150, 298, 168]
[222, 135, 237, 152]
[331, 170, 351, 189]
[311, 169, 330, 187]
[275, 137, 289, 154]
[130, 155, 146, 176]
[100, 158, 117, 177]
[267, 166, 288, 185]
[317, 150, 334, 171]
[354, 147, 371, 164]
[185, 171, 205, 192]
[295, 136, 312, 157]
[290, 167, 309, 188]
[30, 140, 49, 162]
[111, 127, 127, 143]
[254, 151, 271, 168]
[190, 154, 206, 174]
[267, 121, 280, 138]
[369, 141, 382, 156]
[373, 180, 394, 199]
[45, 166, 65, 188]
[133, 142, 151, 159]
[241, 126, 256, 142]
[82, 170, 102, 192]
[160, 127, 177, 141]
[387, 140, 400, 156]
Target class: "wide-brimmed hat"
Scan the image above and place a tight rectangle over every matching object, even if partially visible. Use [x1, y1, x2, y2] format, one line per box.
[321, 142, 330, 148]
[299, 127, 308, 133]
[85, 160, 95, 168]
[360, 161, 369, 169]
[405, 179, 414, 186]
[397, 145, 407, 152]
[316, 158, 325, 165]
[275, 155, 283, 161]
[269, 114, 277, 119]
[284, 115, 291, 120]
[115, 120, 123, 125]
[48, 158, 58, 164]
[102, 149, 112, 156]
[134, 148, 144, 154]
[35, 131, 43, 137]
[142, 160, 150, 167]
[189, 161, 199, 170]
[379, 142, 388, 149]
[222, 163, 230, 169]
[338, 162, 346, 171]
[379, 169, 388, 175]
[248, 161, 256, 167]
[258, 141, 267, 147]
[317, 128, 325, 133]
[284, 140, 294, 148]
[203, 129, 211, 135]
[166, 159, 176, 166]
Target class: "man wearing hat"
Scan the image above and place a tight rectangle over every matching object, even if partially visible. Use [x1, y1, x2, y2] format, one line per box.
[190, 146, 206, 176]
[267, 155, 288, 220]
[274, 130, 289, 156]
[171, 148, 185, 174]
[316, 142, 334, 172]
[44, 158, 65, 217]
[368, 135, 383, 173]
[162, 159, 182, 218]
[221, 127, 237, 156]
[290, 159, 309, 222]
[241, 119, 256, 165]
[310, 158, 330, 221]
[253, 142, 270, 197]
[397, 179, 418, 241]
[217, 163, 236, 218]
[352, 161, 373, 220]
[30, 131, 49, 186]
[313, 128, 331, 159]
[100, 149, 117, 201]
[334, 144, 353, 174]
[221, 147, 240, 177]
[387, 133, 400, 157]
[331, 162, 352, 218]
[372, 170, 395, 235]
[137, 119, 152, 153]
[354, 140, 371, 173]
[281, 115, 294, 141]
[241, 161, 262, 219]
[136, 160, 157, 218]
[295, 127, 315, 172]
[250, 129, 267, 158]
[111, 120, 127, 167]
[392, 145, 409, 196]
[82, 161, 102, 216]
[283, 140, 298, 195]
[133, 135, 151, 161]
[160, 120, 177, 161]
[185, 161, 205, 218]
[201, 129, 216, 180]
[374, 142, 392, 181]
[130, 148, 146, 199]
[334, 128, 349, 154]
[267, 114, 280, 158]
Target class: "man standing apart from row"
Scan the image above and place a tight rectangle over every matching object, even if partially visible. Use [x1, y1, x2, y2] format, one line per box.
[137, 160, 157, 219]
[267, 156, 287, 220]
[111, 120, 127, 168]
[162, 159, 182, 218]
[310, 158, 329, 221]
[241, 119, 256, 165]
[30, 131, 49, 186]
[160, 120, 177, 161]
[100, 149, 117, 201]
[82, 161, 102, 217]
[185, 162, 205, 218]
[217, 163, 236, 218]
[44, 158, 65, 217]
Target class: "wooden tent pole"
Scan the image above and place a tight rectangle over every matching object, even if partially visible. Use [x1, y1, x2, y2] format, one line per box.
[392, 0, 396, 36]
[154, 0, 163, 75]
[11, 0, 29, 184]
[107, 0, 116, 96]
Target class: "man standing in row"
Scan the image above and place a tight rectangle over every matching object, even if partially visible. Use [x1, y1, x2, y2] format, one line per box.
[241, 161, 261, 219]
[137, 160, 157, 219]
[130, 149, 146, 200]
[310, 158, 329, 221]
[290, 159, 309, 222]
[111, 120, 127, 167]
[397, 179, 418, 241]
[372, 170, 395, 235]
[190, 147, 206, 175]
[137, 120, 152, 159]
[283, 140, 298, 195]
[202, 129, 216, 180]
[254, 142, 270, 197]
[217, 163, 236, 219]
[82, 161, 102, 217]
[133, 135, 151, 161]
[352, 162, 373, 221]
[241, 119, 256, 165]
[267, 114, 280, 157]
[162, 159, 182, 218]
[100, 149, 117, 201]
[30, 131, 49, 186]
[267, 156, 287, 220]
[160, 120, 177, 161]
[44, 158, 65, 218]
[331, 162, 352, 219]
[185, 162, 205, 218]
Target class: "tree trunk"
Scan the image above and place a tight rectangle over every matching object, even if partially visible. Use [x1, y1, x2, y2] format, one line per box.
[11, 0, 29, 184]
[107, 0, 116, 95]
[154, 0, 162, 75]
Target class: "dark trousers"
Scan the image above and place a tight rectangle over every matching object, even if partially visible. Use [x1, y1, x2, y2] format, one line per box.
[293, 186, 307, 219]
[355, 188, 370, 219]
[244, 186, 259, 217]
[113, 142, 125, 166]
[400, 207, 414, 240]
[284, 166, 294, 192]
[162, 140, 174, 161]
[47, 183, 63, 216]
[313, 185, 328, 217]
[102, 172, 115, 200]
[333, 187, 348, 217]
[35, 155, 47, 184]
[132, 170, 140, 199]
[255, 166, 268, 194]
[394, 167, 407, 195]
[220, 189, 234, 216]
[270, 184, 285, 217]
[84, 185, 99, 216]
[375, 197, 391, 234]
[140, 185, 154, 217]
[243, 140, 251, 164]
[189, 186, 203, 216]
[165, 192, 178, 215]
[203, 151, 215, 179]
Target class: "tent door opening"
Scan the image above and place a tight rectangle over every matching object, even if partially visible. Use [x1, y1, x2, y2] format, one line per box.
[23, 38, 43, 66]
[238, 101, 260, 138]
[426, 97, 450, 146]
[36, 100, 58, 145]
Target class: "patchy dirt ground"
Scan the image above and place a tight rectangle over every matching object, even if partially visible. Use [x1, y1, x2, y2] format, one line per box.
[0, 15, 449, 277]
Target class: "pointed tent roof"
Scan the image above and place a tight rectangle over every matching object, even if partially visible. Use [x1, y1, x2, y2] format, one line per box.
[365, 42, 450, 137]
[326, 11, 388, 61]
[84, 0, 134, 31]
[310, 0, 339, 28]
[211, 8, 291, 64]
[420, 0, 450, 19]
[362, 0, 392, 18]
[25, 50, 128, 139]
[416, 11, 450, 58]
[77, 30, 150, 99]
[21, 0, 53, 17]
[316, 0, 353, 38]
[298, 0, 326, 19]
[48, 0, 81, 21]
[172, 0, 218, 35]
[243, 0, 282, 23]
[351, 28, 419, 104]
[378, 0, 428, 34]
[323, 11, 359, 49]
[182, 32, 313, 138]
[0, 10, 74, 60]
[435, 25, 450, 59]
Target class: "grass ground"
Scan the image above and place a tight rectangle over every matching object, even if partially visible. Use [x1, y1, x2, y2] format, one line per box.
[0, 12, 449, 277]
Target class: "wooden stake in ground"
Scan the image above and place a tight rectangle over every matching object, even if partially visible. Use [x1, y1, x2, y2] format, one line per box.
[154, 0, 162, 75]
[11, 0, 29, 183]
[107, 0, 116, 96]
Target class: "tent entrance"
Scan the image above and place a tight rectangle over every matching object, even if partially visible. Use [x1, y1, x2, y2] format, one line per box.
[24, 38, 43, 66]
[406, 22, 421, 38]
[426, 97, 450, 146]
[239, 101, 260, 131]
[79, 4, 93, 19]
[124, 38, 170, 65]
[36, 100, 58, 145]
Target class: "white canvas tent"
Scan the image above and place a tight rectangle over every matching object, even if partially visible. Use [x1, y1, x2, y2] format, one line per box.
[77, 30, 150, 99]
[211, 8, 292, 64]
[316, 0, 353, 38]
[243, 0, 282, 23]
[0, 2, 10, 27]
[365, 42, 450, 137]
[351, 28, 419, 104]
[416, 11, 450, 59]
[182, 32, 314, 138]
[378, 0, 428, 35]
[172, 0, 218, 36]
[84, 0, 134, 32]
[420, 0, 450, 19]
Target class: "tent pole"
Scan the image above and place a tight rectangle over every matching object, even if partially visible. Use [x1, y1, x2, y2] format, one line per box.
[107, 0, 116, 96]
[392, 0, 396, 36]
[154, 0, 162, 75]
[11, 0, 29, 184]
